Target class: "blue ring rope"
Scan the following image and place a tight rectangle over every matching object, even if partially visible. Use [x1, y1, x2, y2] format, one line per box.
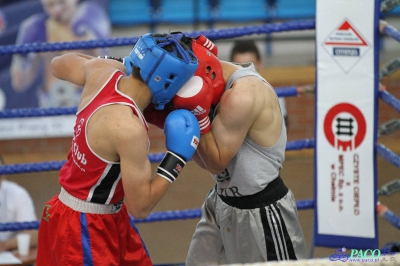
[0, 20, 316, 56]
[2, 199, 400, 232]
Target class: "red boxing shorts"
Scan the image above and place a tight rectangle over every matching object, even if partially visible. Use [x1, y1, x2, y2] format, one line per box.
[36, 191, 152, 266]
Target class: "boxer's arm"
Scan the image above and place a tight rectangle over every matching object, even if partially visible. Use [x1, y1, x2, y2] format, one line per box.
[196, 83, 257, 174]
[51, 53, 125, 87]
[116, 115, 168, 219]
[191, 151, 207, 170]
[51, 53, 97, 86]
[117, 110, 199, 219]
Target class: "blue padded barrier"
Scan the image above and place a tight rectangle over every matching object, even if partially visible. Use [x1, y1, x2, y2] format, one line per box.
[275, 0, 315, 20]
[108, 0, 318, 26]
[109, 0, 152, 25]
[216, 0, 269, 22]
[154, 0, 196, 23]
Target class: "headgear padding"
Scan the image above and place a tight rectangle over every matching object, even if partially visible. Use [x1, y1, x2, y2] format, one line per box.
[191, 35, 225, 106]
[129, 33, 198, 110]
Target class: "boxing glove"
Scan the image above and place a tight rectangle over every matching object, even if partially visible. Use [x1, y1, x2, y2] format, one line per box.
[172, 76, 213, 134]
[195, 35, 218, 56]
[98, 55, 132, 75]
[143, 102, 175, 129]
[156, 110, 200, 183]
[71, 1, 111, 40]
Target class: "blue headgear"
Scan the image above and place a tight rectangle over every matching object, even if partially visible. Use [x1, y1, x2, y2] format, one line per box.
[129, 33, 198, 110]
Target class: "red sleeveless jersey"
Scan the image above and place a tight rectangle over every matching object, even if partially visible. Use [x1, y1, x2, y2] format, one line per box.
[59, 70, 149, 204]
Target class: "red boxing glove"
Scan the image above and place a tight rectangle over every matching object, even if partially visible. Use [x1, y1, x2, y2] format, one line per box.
[143, 102, 175, 129]
[195, 35, 218, 56]
[172, 76, 213, 134]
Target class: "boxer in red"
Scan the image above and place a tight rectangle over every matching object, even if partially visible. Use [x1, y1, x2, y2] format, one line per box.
[36, 33, 200, 266]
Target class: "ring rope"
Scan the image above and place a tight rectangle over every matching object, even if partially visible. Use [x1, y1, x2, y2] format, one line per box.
[0, 20, 398, 57]
[0, 86, 299, 119]
[2, 199, 400, 232]
[2, 87, 399, 119]
[3, 140, 400, 175]
[0, 140, 315, 175]
[381, 21, 400, 42]
[377, 144, 400, 169]
[379, 90, 400, 113]
[0, 200, 315, 232]
[381, 209, 400, 230]
[0, 20, 316, 56]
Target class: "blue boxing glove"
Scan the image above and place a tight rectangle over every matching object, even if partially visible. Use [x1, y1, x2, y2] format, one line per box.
[165, 110, 200, 160]
[156, 109, 200, 183]
[71, 1, 111, 40]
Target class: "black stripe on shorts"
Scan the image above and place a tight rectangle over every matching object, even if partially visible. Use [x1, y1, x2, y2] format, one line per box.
[260, 204, 297, 261]
[269, 205, 287, 260]
[260, 207, 278, 261]
[273, 203, 297, 260]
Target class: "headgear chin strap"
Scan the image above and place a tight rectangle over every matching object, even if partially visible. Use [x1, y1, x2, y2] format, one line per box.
[190, 35, 225, 106]
[129, 33, 198, 110]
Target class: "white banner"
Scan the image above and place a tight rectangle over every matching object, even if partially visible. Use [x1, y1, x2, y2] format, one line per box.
[315, 0, 378, 248]
[0, 115, 75, 140]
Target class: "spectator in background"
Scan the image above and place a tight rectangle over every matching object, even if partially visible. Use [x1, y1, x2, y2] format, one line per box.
[230, 39, 289, 129]
[10, 0, 110, 108]
[0, 155, 38, 252]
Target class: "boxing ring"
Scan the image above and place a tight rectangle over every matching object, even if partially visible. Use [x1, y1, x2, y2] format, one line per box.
[1, 3, 400, 265]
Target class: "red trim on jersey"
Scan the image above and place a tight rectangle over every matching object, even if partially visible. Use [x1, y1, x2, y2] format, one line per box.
[59, 71, 149, 204]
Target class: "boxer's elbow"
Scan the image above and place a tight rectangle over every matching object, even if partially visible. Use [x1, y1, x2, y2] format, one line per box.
[205, 161, 228, 175]
[125, 200, 151, 220]
[208, 167, 226, 175]
[50, 56, 63, 79]
[199, 152, 229, 174]
[128, 207, 150, 220]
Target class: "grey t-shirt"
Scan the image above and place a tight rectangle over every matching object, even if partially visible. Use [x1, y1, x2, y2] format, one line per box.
[211, 63, 287, 197]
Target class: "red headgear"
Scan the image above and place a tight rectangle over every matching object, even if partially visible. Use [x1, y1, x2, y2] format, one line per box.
[191, 35, 225, 106]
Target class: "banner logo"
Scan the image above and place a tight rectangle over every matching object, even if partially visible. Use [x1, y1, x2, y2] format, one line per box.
[324, 103, 366, 151]
[323, 20, 370, 73]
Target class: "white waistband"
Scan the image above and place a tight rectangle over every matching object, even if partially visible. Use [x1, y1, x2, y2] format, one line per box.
[59, 187, 123, 214]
